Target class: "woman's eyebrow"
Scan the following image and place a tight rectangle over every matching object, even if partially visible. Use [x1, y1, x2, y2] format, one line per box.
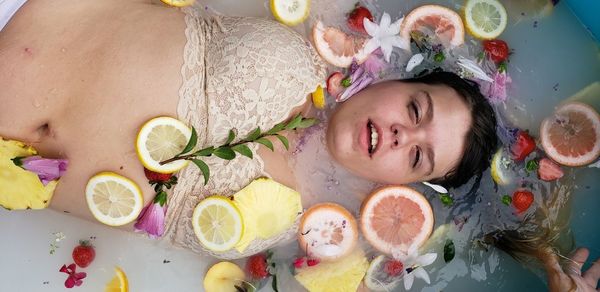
[424, 91, 434, 122]
[424, 91, 434, 176]
[426, 147, 434, 176]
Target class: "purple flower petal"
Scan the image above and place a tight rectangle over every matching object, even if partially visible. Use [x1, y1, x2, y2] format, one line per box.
[21, 156, 68, 186]
[134, 201, 167, 239]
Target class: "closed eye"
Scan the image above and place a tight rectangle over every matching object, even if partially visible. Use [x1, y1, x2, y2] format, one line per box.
[412, 146, 421, 168]
[410, 101, 421, 124]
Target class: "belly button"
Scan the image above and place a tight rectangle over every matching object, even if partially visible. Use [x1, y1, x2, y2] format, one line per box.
[36, 123, 51, 140]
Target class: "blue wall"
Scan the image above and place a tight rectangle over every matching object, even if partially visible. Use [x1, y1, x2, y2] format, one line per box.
[564, 0, 600, 41]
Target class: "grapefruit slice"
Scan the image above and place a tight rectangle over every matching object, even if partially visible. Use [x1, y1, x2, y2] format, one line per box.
[297, 203, 358, 261]
[312, 21, 370, 68]
[540, 102, 600, 166]
[360, 186, 434, 254]
[400, 5, 465, 49]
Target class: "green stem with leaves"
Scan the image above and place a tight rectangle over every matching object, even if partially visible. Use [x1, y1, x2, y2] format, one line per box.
[159, 114, 318, 185]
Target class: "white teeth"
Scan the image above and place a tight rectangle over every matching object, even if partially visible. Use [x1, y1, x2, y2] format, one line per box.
[369, 123, 378, 151]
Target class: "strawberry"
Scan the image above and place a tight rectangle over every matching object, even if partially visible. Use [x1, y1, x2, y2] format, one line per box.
[293, 257, 305, 268]
[72, 240, 95, 268]
[143, 167, 172, 183]
[483, 39, 509, 64]
[510, 131, 536, 161]
[306, 258, 320, 267]
[246, 253, 269, 279]
[384, 259, 404, 277]
[347, 5, 373, 34]
[326, 72, 345, 98]
[512, 189, 534, 213]
[538, 158, 564, 181]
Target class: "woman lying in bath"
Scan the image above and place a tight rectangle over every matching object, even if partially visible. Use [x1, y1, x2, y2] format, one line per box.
[1, 0, 594, 291]
[0, 0, 496, 244]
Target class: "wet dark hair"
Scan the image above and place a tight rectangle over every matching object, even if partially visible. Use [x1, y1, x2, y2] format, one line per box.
[402, 71, 498, 189]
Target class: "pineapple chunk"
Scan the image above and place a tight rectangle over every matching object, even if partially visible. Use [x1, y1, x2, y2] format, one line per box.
[232, 178, 302, 252]
[295, 248, 369, 292]
[0, 138, 57, 210]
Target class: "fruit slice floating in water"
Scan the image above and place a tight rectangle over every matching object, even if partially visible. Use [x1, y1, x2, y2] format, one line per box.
[192, 196, 244, 252]
[298, 203, 358, 261]
[160, 0, 195, 7]
[232, 178, 302, 252]
[105, 267, 128, 292]
[311, 85, 326, 109]
[540, 102, 600, 166]
[312, 21, 370, 68]
[400, 4, 465, 49]
[364, 255, 403, 291]
[270, 0, 310, 26]
[136, 116, 192, 174]
[294, 248, 368, 292]
[85, 172, 144, 226]
[360, 186, 434, 254]
[464, 0, 508, 39]
[490, 148, 512, 185]
[203, 262, 245, 292]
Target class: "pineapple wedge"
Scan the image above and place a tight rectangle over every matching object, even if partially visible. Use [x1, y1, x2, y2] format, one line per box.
[232, 178, 302, 252]
[0, 138, 57, 210]
[295, 248, 369, 292]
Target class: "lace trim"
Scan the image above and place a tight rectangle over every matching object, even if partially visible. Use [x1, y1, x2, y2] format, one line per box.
[163, 7, 327, 259]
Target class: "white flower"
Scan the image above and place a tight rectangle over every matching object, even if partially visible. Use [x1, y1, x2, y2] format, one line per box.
[457, 57, 493, 82]
[363, 12, 409, 62]
[392, 243, 438, 290]
[422, 181, 448, 194]
[406, 53, 425, 72]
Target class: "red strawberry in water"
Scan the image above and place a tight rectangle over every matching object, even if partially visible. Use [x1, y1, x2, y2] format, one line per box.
[326, 72, 345, 98]
[512, 189, 534, 213]
[72, 240, 95, 268]
[347, 5, 374, 34]
[510, 131, 536, 161]
[483, 39, 510, 63]
[306, 258, 320, 267]
[538, 158, 564, 181]
[246, 253, 269, 279]
[384, 259, 404, 277]
[143, 167, 172, 183]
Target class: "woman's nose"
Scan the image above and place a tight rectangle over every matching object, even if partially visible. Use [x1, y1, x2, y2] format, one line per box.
[390, 124, 422, 148]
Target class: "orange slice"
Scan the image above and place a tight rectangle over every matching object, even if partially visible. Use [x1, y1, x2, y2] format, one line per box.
[312, 21, 370, 68]
[540, 102, 600, 166]
[400, 5, 465, 49]
[360, 186, 434, 254]
[298, 203, 358, 261]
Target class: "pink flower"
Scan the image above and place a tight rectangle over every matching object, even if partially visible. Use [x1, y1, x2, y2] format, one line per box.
[484, 71, 512, 103]
[13, 156, 68, 186]
[134, 191, 167, 239]
[59, 263, 87, 288]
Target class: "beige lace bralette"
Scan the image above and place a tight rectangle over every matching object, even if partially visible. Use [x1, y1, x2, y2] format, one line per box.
[162, 7, 327, 259]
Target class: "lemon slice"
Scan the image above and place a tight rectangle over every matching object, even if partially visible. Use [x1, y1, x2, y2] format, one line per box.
[160, 0, 196, 7]
[311, 85, 326, 109]
[136, 116, 192, 174]
[105, 267, 128, 292]
[464, 0, 508, 39]
[490, 148, 511, 185]
[85, 172, 144, 226]
[270, 0, 310, 26]
[192, 196, 244, 252]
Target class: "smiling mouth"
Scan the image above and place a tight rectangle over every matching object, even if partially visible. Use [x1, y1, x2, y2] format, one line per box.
[367, 119, 380, 156]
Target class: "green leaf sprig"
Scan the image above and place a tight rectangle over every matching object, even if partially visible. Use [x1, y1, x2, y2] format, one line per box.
[159, 114, 318, 185]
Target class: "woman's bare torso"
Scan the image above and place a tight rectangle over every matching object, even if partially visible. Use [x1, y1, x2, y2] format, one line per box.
[0, 0, 301, 226]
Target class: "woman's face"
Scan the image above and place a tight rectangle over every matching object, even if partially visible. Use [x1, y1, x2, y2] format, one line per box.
[326, 81, 472, 185]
